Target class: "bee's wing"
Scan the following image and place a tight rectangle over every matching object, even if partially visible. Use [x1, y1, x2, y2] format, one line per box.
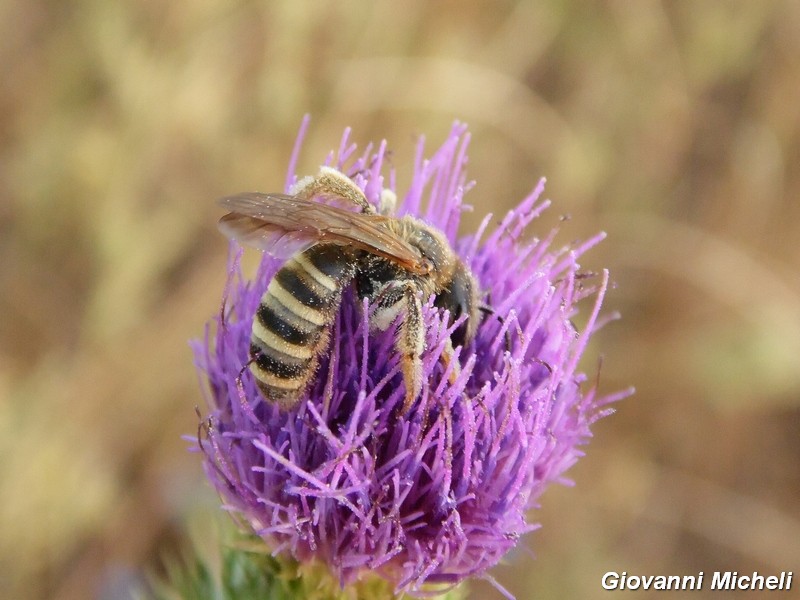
[218, 193, 316, 258]
[218, 193, 426, 271]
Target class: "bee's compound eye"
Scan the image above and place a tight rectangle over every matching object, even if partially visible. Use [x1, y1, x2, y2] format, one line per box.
[434, 264, 475, 347]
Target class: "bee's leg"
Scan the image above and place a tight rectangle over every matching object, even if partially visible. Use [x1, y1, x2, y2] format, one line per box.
[439, 337, 461, 385]
[397, 282, 424, 415]
[371, 281, 424, 415]
[289, 166, 375, 214]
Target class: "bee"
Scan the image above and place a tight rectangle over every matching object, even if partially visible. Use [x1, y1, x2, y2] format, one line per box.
[218, 166, 480, 414]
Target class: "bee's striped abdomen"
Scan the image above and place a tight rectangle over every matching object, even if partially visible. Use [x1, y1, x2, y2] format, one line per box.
[249, 244, 355, 409]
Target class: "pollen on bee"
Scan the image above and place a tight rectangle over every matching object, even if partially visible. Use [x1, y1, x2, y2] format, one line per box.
[379, 189, 397, 214]
[288, 175, 315, 196]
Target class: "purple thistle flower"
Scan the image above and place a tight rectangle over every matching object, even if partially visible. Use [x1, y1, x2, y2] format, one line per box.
[193, 120, 627, 597]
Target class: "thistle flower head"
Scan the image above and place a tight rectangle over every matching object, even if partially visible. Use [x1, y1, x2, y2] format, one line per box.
[193, 120, 624, 597]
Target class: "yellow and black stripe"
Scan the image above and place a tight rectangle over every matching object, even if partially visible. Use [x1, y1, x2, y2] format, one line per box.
[249, 244, 356, 408]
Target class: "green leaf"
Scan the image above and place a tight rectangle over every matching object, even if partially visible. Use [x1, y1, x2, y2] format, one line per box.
[149, 521, 467, 600]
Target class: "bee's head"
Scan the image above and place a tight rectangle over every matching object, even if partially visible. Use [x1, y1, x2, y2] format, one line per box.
[402, 218, 481, 346]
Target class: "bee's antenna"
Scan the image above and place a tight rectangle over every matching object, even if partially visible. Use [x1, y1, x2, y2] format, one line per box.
[479, 303, 512, 352]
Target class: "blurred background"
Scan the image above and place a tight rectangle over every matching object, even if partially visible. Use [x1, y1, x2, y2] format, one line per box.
[2, 1, 799, 598]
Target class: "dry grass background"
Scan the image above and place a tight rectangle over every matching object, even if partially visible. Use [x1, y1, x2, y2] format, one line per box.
[2, 1, 799, 599]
